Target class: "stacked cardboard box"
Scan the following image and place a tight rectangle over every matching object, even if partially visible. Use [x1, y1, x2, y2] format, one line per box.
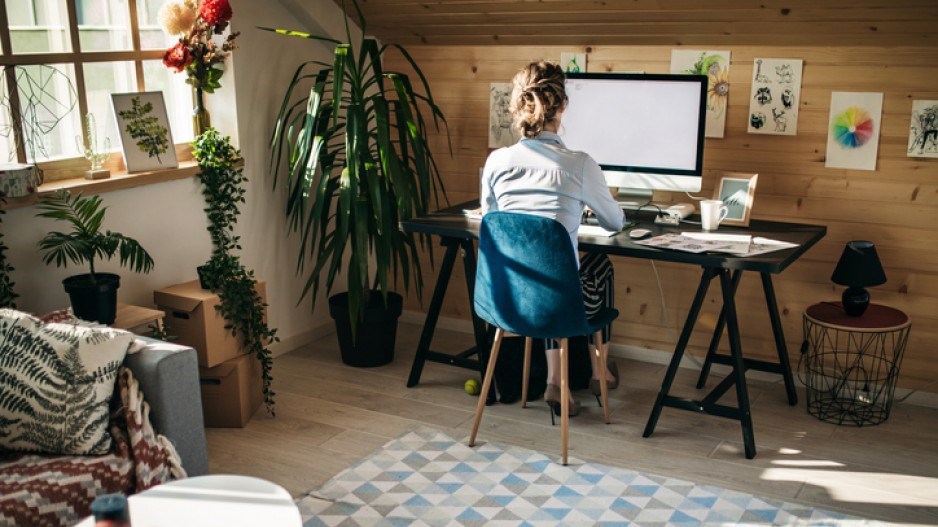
[154, 280, 266, 427]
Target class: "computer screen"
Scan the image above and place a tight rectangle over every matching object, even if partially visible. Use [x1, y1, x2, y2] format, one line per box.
[560, 73, 708, 197]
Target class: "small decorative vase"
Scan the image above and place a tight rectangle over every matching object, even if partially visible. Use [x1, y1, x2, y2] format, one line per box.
[193, 87, 211, 135]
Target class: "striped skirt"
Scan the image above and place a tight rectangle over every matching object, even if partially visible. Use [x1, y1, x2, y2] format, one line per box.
[579, 252, 615, 343]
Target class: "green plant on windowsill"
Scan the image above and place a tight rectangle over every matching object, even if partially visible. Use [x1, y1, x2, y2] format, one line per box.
[36, 191, 154, 324]
[262, 0, 449, 366]
[0, 196, 17, 309]
[193, 128, 278, 415]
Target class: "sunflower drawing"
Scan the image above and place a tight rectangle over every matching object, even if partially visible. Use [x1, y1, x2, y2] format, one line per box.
[680, 52, 730, 119]
[707, 64, 730, 118]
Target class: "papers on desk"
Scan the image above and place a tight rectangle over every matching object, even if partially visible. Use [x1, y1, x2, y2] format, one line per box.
[634, 232, 799, 256]
[578, 225, 621, 237]
[462, 208, 483, 220]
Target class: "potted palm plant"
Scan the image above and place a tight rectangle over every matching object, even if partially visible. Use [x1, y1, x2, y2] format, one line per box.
[263, 1, 448, 367]
[37, 191, 154, 324]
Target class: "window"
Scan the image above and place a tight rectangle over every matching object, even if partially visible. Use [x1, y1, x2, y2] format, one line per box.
[1, 0, 193, 180]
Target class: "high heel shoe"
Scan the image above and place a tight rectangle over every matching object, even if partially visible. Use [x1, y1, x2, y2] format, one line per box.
[589, 361, 620, 397]
[544, 383, 580, 425]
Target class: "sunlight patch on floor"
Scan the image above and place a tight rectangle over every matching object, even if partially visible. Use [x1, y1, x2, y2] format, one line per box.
[762, 468, 938, 506]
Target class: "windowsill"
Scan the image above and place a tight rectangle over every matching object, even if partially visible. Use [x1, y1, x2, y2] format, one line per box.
[2, 161, 201, 210]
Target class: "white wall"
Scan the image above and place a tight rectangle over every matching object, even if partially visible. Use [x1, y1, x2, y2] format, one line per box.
[4, 0, 357, 353]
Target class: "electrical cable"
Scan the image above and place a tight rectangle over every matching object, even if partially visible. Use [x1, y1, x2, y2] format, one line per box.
[685, 191, 708, 201]
[649, 260, 703, 367]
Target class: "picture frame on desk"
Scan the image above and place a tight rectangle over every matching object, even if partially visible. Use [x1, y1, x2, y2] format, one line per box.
[714, 172, 758, 227]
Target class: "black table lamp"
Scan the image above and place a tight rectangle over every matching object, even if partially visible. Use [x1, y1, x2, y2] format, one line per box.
[831, 241, 887, 317]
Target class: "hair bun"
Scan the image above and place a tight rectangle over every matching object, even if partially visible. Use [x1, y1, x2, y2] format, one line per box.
[509, 61, 567, 139]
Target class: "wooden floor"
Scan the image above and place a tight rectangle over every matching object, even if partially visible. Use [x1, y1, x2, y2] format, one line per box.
[206, 322, 938, 525]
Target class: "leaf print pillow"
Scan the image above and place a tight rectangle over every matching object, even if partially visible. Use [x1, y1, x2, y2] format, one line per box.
[0, 309, 133, 455]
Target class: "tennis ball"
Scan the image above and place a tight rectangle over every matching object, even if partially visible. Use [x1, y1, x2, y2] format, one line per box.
[464, 379, 481, 396]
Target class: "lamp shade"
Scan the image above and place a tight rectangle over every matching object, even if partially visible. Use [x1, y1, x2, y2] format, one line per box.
[831, 241, 887, 287]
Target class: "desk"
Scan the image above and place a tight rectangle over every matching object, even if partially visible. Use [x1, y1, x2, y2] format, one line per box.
[401, 202, 826, 459]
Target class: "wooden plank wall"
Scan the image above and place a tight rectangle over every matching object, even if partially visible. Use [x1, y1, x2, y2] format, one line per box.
[383, 43, 937, 393]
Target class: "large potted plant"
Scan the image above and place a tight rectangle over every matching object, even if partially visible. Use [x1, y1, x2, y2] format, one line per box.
[36, 191, 154, 324]
[263, 1, 448, 367]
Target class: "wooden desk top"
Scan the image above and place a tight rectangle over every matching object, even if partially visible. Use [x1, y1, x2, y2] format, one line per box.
[402, 201, 827, 274]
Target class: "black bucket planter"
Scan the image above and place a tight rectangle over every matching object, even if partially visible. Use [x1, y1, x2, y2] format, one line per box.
[62, 273, 121, 324]
[197, 265, 211, 290]
[328, 291, 403, 367]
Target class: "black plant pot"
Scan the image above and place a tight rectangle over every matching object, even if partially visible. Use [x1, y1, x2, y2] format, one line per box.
[197, 265, 210, 290]
[62, 273, 121, 324]
[328, 291, 403, 368]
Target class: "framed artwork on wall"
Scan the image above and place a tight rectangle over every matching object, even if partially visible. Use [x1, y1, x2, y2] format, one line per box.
[111, 91, 178, 173]
[714, 172, 758, 227]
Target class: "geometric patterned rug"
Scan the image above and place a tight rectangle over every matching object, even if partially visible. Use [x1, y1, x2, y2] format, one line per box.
[297, 427, 880, 526]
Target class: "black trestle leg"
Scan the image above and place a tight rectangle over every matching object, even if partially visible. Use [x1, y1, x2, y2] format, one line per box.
[407, 240, 460, 388]
[720, 270, 756, 459]
[696, 270, 742, 389]
[761, 272, 798, 406]
[644, 268, 716, 438]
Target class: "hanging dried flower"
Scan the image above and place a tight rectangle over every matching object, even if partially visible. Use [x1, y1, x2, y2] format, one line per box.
[162, 42, 193, 73]
[157, 1, 196, 36]
[199, 0, 233, 27]
[159, 0, 240, 93]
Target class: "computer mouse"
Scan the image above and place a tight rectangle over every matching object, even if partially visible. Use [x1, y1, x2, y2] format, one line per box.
[628, 228, 652, 239]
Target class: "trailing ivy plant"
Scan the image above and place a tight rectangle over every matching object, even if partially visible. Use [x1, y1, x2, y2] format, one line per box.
[193, 128, 278, 415]
[0, 196, 17, 309]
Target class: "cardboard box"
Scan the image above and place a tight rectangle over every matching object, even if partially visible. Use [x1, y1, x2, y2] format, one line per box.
[154, 280, 266, 368]
[198, 353, 263, 428]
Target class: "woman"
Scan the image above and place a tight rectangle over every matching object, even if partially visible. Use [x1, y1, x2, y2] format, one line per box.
[480, 60, 623, 417]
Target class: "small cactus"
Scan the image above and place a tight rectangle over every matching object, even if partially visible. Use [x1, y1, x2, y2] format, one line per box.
[75, 113, 110, 170]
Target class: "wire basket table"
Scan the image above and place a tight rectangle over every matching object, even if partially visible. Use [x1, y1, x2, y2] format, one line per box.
[801, 302, 911, 426]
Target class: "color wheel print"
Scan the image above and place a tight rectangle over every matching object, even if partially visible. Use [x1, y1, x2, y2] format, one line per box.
[831, 106, 875, 148]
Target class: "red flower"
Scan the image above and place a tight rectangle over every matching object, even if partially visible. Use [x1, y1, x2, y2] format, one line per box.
[200, 0, 233, 26]
[162, 42, 193, 73]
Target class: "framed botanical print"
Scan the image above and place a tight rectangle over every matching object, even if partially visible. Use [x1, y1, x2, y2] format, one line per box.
[714, 173, 758, 227]
[111, 91, 178, 172]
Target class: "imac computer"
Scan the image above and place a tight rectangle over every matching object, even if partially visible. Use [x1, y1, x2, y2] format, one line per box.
[560, 73, 708, 208]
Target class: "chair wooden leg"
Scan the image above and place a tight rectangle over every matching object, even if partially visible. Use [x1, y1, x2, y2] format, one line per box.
[595, 331, 611, 424]
[521, 337, 532, 408]
[559, 337, 569, 465]
[469, 328, 504, 447]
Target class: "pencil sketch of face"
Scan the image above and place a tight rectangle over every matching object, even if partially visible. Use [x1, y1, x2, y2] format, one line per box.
[489, 84, 514, 144]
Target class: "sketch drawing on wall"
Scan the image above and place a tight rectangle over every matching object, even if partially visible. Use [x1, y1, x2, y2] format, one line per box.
[747, 58, 803, 136]
[488, 83, 519, 148]
[560, 52, 587, 73]
[670, 50, 730, 139]
[825, 92, 883, 171]
[908, 100, 938, 158]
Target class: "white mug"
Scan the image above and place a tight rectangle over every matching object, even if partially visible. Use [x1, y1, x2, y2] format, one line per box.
[700, 199, 729, 231]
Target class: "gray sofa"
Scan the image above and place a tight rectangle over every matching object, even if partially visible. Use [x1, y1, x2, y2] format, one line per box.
[126, 337, 209, 476]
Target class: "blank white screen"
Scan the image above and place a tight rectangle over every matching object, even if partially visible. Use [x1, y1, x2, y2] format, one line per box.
[560, 77, 703, 172]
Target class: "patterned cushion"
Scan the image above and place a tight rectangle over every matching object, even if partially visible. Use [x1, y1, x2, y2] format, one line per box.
[0, 366, 184, 527]
[0, 308, 134, 455]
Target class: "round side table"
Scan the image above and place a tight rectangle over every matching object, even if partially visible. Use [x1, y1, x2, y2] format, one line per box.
[801, 302, 911, 426]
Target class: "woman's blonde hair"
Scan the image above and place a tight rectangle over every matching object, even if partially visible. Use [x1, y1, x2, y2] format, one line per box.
[509, 61, 567, 139]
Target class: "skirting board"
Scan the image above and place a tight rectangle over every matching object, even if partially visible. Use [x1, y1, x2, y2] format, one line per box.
[398, 309, 938, 410]
[270, 320, 335, 358]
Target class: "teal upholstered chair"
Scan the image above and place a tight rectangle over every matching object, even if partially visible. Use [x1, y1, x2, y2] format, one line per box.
[468, 211, 619, 464]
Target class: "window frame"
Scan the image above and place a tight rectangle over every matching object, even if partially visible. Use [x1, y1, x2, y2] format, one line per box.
[0, 0, 192, 182]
